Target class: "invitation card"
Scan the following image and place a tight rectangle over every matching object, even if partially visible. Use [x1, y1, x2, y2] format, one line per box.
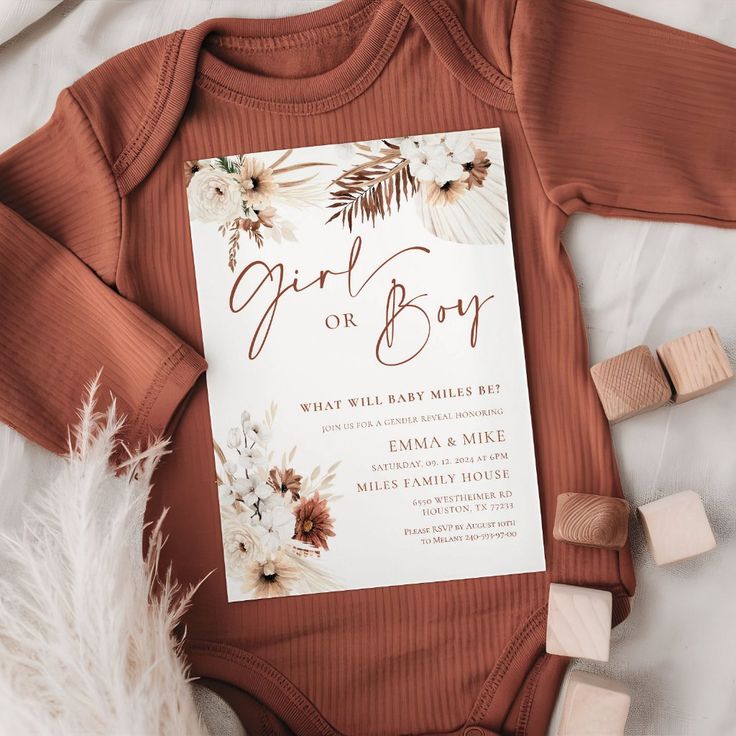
[184, 128, 546, 601]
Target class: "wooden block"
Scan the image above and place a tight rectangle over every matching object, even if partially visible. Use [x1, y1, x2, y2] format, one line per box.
[553, 493, 629, 549]
[657, 326, 734, 403]
[638, 490, 716, 566]
[557, 670, 631, 736]
[590, 345, 671, 423]
[546, 583, 612, 661]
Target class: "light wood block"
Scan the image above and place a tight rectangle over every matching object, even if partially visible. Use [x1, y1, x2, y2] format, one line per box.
[590, 345, 671, 423]
[546, 584, 612, 661]
[557, 670, 631, 736]
[553, 493, 629, 549]
[657, 326, 734, 403]
[638, 490, 716, 566]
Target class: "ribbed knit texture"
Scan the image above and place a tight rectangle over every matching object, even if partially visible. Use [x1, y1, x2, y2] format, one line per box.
[1, 0, 734, 733]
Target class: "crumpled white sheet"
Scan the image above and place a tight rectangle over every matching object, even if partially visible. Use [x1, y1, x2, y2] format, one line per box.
[0, 2, 734, 734]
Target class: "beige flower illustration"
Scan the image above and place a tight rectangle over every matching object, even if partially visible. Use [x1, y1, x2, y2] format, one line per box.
[424, 172, 469, 206]
[239, 158, 279, 208]
[267, 467, 303, 502]
[253, 206, 276, 228]
[184, 160, 205, 187]
[235, 205, 277, 236]
[464, 148, 491, 189]
[244, 553, 300, 599]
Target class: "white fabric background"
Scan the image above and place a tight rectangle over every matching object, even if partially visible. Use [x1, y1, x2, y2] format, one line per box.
[0, 2, 734, 734]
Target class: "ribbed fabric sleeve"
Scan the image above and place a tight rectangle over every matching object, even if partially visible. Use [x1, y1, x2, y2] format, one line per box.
[511, 0, 736, 226]
[0, 88, 206, 454]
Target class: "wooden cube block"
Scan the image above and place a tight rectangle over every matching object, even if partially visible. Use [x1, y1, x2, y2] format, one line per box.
[546, 583, 612, 661]
[557, 670, 631, 736]
[553, 493, 629, 549]
[657, 327, 734, 403]
[638, 490, 716, 566]
[590, 345, 671, 423]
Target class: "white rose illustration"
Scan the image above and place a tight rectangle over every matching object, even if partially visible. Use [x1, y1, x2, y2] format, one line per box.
[222, 520, 259, 574]
[188, 168, 243, 224]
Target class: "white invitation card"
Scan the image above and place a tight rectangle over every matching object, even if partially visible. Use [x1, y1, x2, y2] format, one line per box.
[184, 128, 546, 601]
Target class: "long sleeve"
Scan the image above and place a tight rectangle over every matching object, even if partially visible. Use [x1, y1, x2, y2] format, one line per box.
[0, 88, 206, 455]
[511, 0, 736, 226]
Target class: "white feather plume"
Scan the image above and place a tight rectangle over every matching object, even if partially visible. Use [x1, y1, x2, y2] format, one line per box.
[0, 377, 207, 736]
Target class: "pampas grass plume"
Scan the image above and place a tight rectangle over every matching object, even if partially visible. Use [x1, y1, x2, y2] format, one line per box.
[0, 377, 207, 735]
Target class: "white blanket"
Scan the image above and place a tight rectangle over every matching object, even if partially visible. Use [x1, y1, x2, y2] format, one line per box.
[1, 2, 734, 734]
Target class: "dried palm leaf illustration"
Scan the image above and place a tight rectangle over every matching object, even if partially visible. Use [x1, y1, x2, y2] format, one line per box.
[326, 142, 418, 231]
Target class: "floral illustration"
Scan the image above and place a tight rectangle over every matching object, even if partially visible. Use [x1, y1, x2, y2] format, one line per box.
[327, 131, 508, 244]
[214, 403, 340, 599]
[293, 493, 335, 550]
[186, 152, 327, 271]
[185, 129, 509, 271]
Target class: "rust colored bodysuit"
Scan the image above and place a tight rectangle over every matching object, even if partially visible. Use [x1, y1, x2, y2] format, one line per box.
[2, 1, 735, 733]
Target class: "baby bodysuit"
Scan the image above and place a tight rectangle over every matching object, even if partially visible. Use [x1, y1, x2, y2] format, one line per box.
[2, 1, 735, 734]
